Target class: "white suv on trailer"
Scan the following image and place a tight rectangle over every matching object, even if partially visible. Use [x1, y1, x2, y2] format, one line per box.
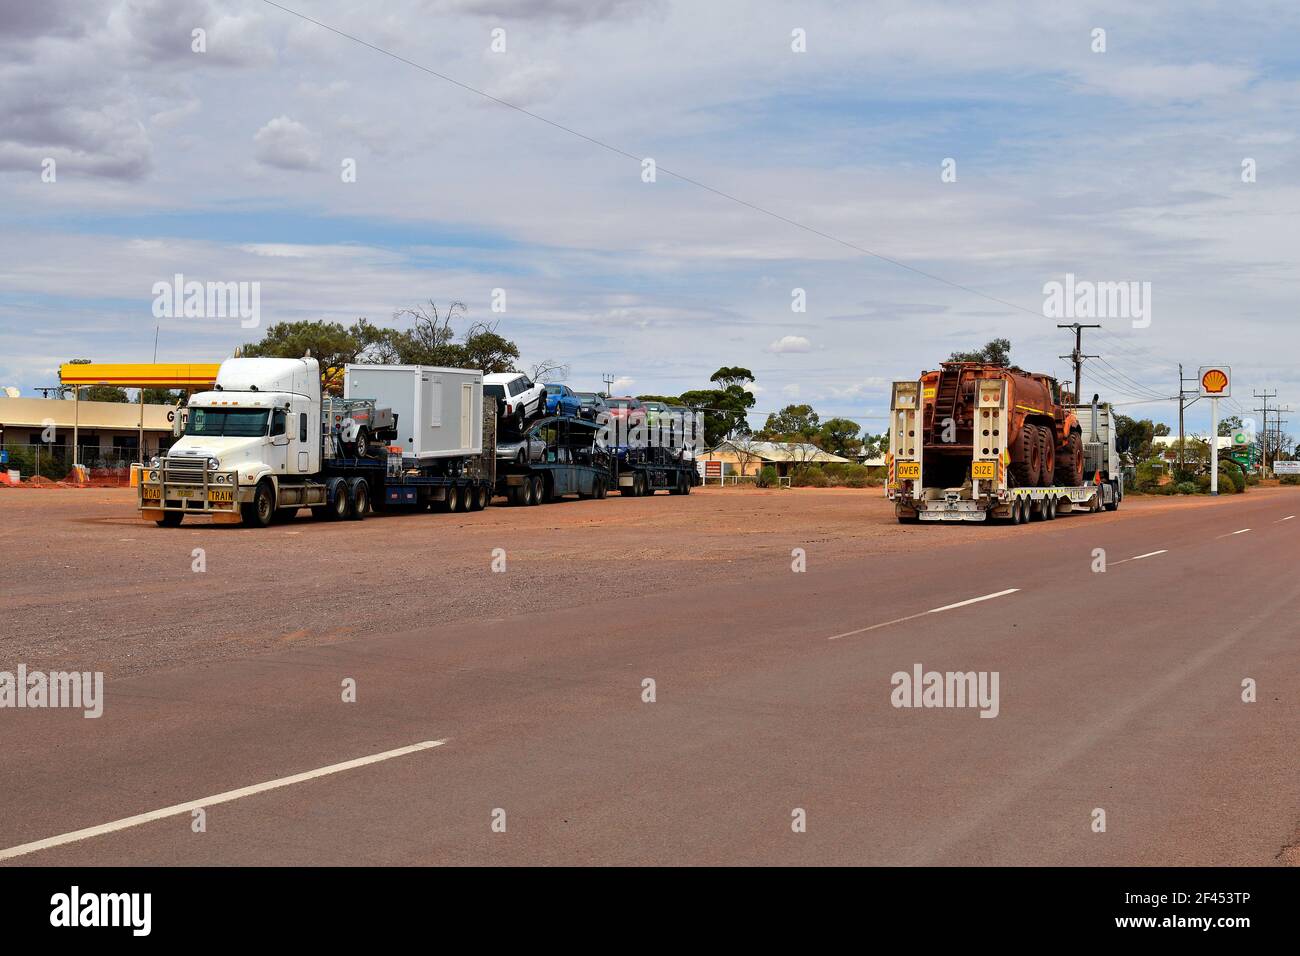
[483, 372, 546, 433]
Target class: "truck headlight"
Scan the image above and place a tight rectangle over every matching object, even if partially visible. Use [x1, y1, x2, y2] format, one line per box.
[207, 457, 221, 470]
[149, 456, 161, 468]
[148, 470, 159, 482]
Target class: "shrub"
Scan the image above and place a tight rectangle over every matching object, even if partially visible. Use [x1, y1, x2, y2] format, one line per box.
[1280, 473, 1300, 485]
[794, 468, 829, 488]
[1247, 473, 1260, 486]
[1176, 481, 1196, 495]
[757, 465, 778, 488]
[1195, 474, 1211, 493]
[1218, 460, 1245, 493]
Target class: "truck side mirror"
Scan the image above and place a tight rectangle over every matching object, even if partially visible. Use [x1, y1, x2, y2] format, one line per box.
[172, 408, 185, 437]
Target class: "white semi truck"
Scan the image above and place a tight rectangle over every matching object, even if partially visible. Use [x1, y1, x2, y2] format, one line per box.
[139, 356, 493, 527]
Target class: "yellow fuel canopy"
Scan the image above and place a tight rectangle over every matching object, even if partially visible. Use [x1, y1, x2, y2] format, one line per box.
[59, 363, 221, 388]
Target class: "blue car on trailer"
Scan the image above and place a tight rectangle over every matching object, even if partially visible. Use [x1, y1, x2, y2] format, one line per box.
[543, 383, 582, 417]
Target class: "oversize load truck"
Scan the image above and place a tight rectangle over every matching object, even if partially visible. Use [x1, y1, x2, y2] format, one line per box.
[139, 357, 494, 526]
[888, 362, 1122, 523]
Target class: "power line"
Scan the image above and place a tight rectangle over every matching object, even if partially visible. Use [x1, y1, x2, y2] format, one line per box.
[261, 0, 1048, 322]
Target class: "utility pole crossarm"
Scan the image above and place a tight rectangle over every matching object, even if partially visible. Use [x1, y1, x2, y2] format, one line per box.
[1057, 323, 1101, 403]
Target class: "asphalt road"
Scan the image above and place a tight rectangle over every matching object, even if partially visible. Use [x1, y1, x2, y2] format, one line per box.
[2, 489, 1297, 866]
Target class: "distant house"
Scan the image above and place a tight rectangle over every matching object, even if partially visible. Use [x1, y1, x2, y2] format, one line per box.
[696, 439, 852, 478]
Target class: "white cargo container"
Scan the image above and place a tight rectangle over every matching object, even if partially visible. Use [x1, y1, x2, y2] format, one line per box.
[344, 364, 483, 461]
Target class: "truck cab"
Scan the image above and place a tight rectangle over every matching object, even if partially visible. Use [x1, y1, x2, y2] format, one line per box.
[140, 358, 322, 525]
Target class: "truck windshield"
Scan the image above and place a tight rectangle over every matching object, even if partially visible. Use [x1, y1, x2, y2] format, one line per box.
[186, 407, 270, 437]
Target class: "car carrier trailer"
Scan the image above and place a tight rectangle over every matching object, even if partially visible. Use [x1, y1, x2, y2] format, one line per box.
[496, 414, 613, 505]
[494, 415, 697, 505]
[887, 378, 1122, 524]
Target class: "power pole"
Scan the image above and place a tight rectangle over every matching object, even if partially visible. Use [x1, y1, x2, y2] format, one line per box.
[1177, 364, 1202, 476]
[1057, 323, 1100, 402]
[1253, 389, 1277, 471]
[1272, 406, 1292, 465]
[600, 372, 615, 397]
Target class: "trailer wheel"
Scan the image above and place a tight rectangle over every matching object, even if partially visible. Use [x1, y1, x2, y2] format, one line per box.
[1104, 482, 1120, 511]
[1044, 497, 1056, 520]
[528, 475, 543, 505]
[445, 484, 463, 513]
[155, 511, 184, 528]
[1010, 498, 1023, 525]
[348, 478, 369, 520]
[242, 480, 276, 528]
[325, 477, 351, 520]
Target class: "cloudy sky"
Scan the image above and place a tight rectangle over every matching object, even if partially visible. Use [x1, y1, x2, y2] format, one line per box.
[2, 0, 1297, 432]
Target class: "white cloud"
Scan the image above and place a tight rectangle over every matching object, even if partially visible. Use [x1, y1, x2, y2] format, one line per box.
[253, 116, 321, 171]
[767, 335, 811, 354]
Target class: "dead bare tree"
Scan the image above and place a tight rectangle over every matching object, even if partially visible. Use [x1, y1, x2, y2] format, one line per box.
[529, 359, 569, 382]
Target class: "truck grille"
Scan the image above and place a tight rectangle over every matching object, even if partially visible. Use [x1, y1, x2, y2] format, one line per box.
[163, 458, 207, 483]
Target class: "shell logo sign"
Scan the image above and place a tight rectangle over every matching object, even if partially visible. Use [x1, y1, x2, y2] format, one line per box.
[1199, 366, 1230, 398]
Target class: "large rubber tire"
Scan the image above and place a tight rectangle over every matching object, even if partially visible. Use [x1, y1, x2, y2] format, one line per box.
[1039, 427, 1055, 487]
[353, 427, 370, 459]
[1054, 430, 1084, 487]
[1104, 481, 1120, 511]
[528, 475, 543, 505]
[446, 484, 463, 513]
[1010, 424, 1042, 488]
[325, 477, 351, 520]
[242, 481, 276, 528]
[348, 478, 369, 520]
[514, 408, 526, 434]
[156, 511, 184, 528]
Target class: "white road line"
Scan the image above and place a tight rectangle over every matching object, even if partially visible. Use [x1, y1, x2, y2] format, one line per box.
[0, 738, 447, 863]
[829, 589, 1019, 641]
[927, 588, 1021, 613]
[1278, 515, 1295, 522]
[1113, 549, 1168, 565]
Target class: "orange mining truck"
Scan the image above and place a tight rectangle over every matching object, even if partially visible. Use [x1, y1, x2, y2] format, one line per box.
[888, 363, 1122, 524]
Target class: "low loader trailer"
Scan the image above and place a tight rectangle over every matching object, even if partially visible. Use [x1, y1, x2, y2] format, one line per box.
[888, 377, 1122, 524]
